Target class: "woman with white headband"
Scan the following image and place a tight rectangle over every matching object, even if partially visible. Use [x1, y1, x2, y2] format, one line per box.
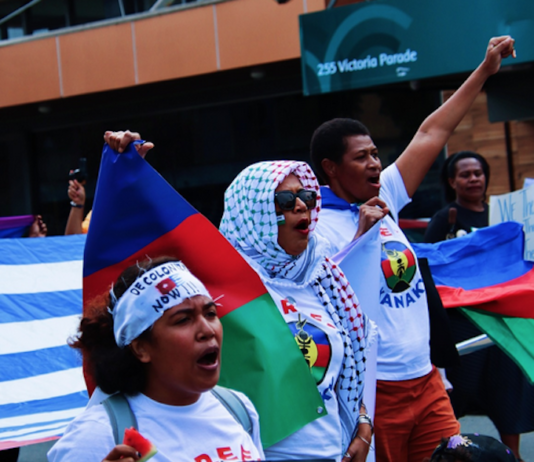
[48, 257, 264, 462]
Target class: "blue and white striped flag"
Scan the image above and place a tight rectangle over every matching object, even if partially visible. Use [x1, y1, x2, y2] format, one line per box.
[0, 234, 88, 450]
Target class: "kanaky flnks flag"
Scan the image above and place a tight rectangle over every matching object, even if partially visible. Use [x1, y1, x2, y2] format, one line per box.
[460, 308, 534, 384]
[0, 234, 88, 450]
[413, 221, 534, 318]
[83, 142, 322, 447]
[0, 215, 35, 238]
[413, 222, 534, 383]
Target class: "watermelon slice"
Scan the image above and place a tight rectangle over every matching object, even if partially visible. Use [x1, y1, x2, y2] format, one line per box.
[123, 427, 158, 462]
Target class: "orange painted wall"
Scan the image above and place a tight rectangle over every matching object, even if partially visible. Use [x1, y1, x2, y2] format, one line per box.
[217, 0, 318, 69]
[135, 7, 217, 83]
[0, 0, 325, 109]
[0, 38, 61, 107]
[59, 23, 136, 97]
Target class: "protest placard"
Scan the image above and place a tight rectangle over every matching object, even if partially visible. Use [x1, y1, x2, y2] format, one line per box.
[490, 184, 534, 261]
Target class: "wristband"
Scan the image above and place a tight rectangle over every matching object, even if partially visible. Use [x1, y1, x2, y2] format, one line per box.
[70, 201, 83, 208]
[357, 435, 372, 446]
[358, 413, 374, 434]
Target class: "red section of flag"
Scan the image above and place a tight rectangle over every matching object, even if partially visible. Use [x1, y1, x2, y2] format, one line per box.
[0, 436, 59, 451]
[381, 259, 393, 279]
[404, 248, 415, 267]
[437, 265, 534, 318]
[314, 344, 330, 368]
[84, 214, 267, 316]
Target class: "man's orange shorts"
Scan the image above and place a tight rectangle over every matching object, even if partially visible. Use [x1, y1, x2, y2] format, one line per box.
[374, 366, 460, 462]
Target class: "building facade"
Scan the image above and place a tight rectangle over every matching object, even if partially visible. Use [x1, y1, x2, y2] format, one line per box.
[0, 0, 532, 234]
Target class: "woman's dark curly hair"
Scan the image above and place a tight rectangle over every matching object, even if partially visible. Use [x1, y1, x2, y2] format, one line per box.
[441, 151, 490, 203]
[71, 256, 177, 395]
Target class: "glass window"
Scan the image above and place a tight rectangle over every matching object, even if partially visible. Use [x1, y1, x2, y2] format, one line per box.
[0, 0, 217, 41]
[27, 0, 68, 35]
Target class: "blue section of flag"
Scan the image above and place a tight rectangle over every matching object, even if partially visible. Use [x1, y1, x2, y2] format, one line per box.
[0, 345, 81, 381]
[0, 215, 34, 239]
[413, 222, 532, 290]
[0, 226, 29, 238]
[0, 391, 89, 420]
[0, 235, 88, 447]
[84, 142, 196, 278]
[1, 419, 75, 442]
[0, 234, 86, 264]
[0, 290, 81, 323]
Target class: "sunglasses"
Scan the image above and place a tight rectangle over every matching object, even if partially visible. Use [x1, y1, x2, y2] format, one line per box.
[275, 189, 317, 211]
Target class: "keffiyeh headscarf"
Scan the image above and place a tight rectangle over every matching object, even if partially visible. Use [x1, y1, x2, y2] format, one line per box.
[220, 160, 367, 447]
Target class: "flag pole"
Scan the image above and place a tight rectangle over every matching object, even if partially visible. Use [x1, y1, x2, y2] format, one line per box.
[456, 334, 494, 356]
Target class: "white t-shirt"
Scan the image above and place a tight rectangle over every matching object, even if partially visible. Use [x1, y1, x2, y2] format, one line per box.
[262, 280, 345, 462]
[47, 391, 264, 462]
[315, 164, 432, 381]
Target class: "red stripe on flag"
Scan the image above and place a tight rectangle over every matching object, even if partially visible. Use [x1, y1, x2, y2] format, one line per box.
[314, 344, 330, 368]
[437, 265, 534, 318]
[381, 259, 394, 279]
[0, 436, 59, 450]
[84, 214, 267, 317]
[403, 248, 415, 267]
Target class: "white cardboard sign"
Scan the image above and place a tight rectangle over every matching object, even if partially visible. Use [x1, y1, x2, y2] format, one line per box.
[489, 184, 534, 261]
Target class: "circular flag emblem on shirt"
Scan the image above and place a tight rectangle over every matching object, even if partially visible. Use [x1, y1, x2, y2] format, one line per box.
[288, 317, 332, 385]
[380, 241, 417, 293]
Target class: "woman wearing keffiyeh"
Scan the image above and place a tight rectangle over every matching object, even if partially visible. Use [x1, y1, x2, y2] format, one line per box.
[220, 160, 371, 462]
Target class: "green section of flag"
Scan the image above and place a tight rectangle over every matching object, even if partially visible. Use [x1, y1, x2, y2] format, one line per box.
[312, 367, 326, 383]
[460, 307, 534, 384]
[219, 293, 325, 448]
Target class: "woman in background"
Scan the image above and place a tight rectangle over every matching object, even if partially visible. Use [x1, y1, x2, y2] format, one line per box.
[424, 151, 489, 243]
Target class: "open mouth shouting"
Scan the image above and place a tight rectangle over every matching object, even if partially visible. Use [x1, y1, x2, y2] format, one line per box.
[295, 218, 310, 235]
[368, 175, 381, 189]
[197, 346, 220, 371]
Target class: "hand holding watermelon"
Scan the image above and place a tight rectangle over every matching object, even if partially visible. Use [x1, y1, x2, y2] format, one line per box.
[123, 427, 158, 462]
[101, 428, 157, 462]
[102, 444, 141, 461]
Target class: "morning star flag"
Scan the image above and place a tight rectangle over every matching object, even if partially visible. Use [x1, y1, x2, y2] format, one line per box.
[412, 221, 534, 318]
[0, 215, 34, 238]
[0, 234, 88, 450]
[83, 142, 323, 447]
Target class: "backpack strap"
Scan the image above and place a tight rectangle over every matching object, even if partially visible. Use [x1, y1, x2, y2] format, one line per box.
[102, 387, 252, 443]
[102, 393, 138, 445]
[211, 385, 253, 436]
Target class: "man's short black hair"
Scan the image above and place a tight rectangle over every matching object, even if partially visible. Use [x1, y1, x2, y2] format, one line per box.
[310, 118, 371, 184]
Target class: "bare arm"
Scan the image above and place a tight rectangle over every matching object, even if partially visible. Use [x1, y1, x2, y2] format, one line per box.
[397, 36, 515, 198]
[65, 180, 86, 235]
[343, 403, 373, 462]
